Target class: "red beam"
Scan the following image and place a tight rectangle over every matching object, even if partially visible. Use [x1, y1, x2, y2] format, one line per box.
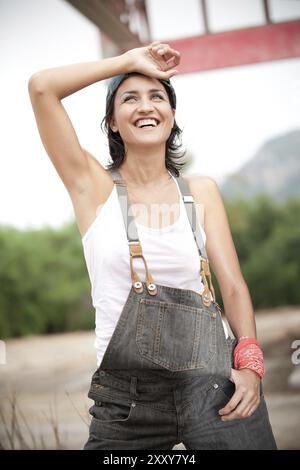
[167, 21, 300, 74]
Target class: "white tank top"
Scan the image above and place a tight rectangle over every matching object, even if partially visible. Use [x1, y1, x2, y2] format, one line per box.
[81, 172, 228, 366]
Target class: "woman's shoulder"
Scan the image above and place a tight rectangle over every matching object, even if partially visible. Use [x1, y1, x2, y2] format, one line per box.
[182, 173, 220, 197]
[182, 173, 227, 224]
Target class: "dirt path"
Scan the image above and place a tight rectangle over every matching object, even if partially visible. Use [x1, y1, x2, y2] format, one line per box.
[1, 306, 299, 449]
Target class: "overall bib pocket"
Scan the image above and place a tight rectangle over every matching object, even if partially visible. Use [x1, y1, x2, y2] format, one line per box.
[136, 299, 217, 371]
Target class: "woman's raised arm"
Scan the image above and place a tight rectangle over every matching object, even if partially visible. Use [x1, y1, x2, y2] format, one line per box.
[27, 54, 130, 195]
[27, 42, 180, 195]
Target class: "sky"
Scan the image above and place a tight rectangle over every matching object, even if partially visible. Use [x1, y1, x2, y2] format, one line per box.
[1, 0, 300, 231]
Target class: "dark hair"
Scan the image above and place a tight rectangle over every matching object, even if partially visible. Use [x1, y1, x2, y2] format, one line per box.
[101, 72, 187, 177]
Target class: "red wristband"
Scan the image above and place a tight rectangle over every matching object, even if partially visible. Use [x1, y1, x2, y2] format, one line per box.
[234, 338, 265, 379]
[234, 337, 260, 355]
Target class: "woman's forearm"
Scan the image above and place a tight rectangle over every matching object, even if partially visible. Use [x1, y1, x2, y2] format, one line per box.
[28, 54, 131, 99]
[222, 282, 257, 339]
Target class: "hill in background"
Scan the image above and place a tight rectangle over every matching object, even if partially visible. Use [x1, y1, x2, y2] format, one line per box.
[220, 129, 300, 202]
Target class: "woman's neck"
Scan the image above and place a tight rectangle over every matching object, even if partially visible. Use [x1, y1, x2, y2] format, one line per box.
[119, 152, 170, 188]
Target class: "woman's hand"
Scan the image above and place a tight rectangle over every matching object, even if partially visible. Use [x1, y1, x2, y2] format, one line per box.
[124, 41, 181, 79]
[218, 368, 261, 421]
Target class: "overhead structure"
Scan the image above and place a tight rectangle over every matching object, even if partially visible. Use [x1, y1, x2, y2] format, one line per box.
[66, 0, 147, 58]
[170, 19, 300, 73]
[65, 0, 300, 73]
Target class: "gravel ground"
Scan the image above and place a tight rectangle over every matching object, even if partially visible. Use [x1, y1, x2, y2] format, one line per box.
[0, 305, 299, 450]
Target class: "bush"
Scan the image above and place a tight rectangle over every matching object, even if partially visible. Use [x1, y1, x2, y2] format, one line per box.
[0, 223, 93, 338]
[212, 196, 300, 309]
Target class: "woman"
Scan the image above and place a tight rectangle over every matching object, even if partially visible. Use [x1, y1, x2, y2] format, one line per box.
[28, 41, 277, 450]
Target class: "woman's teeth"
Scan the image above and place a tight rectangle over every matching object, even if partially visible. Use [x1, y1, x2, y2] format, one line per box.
[135, 118, 159, 128]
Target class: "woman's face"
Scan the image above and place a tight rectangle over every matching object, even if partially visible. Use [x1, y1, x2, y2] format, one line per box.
[110, 75, 175, 149]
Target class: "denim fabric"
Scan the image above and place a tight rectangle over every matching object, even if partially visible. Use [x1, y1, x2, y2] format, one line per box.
[83, 282, 277, 450]
[99, 283, 232, 379]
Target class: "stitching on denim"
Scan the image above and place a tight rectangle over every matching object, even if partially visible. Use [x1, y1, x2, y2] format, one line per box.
[136, 301, 217, 371]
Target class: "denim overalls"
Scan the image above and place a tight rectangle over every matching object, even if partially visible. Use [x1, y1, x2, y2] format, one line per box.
[83, 169, 277, 450]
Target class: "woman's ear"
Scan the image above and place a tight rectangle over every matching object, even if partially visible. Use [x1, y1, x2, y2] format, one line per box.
[110, 117, 118, 133]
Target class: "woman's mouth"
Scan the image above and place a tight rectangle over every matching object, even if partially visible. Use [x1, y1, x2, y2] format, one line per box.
[133, 118, 160, 129]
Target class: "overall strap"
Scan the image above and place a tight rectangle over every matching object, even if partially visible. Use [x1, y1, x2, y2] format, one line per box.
[109, 169, 139, 243]
[175, 175, 207, 260]
[175, 174, 216, 306]
[108, 168, 157, 296]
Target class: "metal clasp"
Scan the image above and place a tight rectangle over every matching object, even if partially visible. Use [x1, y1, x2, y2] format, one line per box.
[147, 283, 157, 295]
[183, 195, 194, 203]
[114, 178, 126, 187]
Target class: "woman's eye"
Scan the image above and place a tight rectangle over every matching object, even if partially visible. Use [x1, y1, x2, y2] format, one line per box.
[124, 95, 136, 102]
[152, 94, 163, 100]
[123, 94, 163, 102]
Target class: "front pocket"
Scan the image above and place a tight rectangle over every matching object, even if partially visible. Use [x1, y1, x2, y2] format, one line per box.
[215, 376, 264, 402]
[136, 299, 217, 371]
[89, 400, 136, 424]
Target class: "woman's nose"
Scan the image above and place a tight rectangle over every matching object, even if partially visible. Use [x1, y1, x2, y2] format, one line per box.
[137, 98, 155, 112]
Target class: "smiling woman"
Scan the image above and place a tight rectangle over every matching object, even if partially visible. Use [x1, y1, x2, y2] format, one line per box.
[28, 41, 277, 450]
[101, 71, 185, 176]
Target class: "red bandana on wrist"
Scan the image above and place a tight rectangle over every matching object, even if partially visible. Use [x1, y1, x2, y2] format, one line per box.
[233, 337, 265, 379]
